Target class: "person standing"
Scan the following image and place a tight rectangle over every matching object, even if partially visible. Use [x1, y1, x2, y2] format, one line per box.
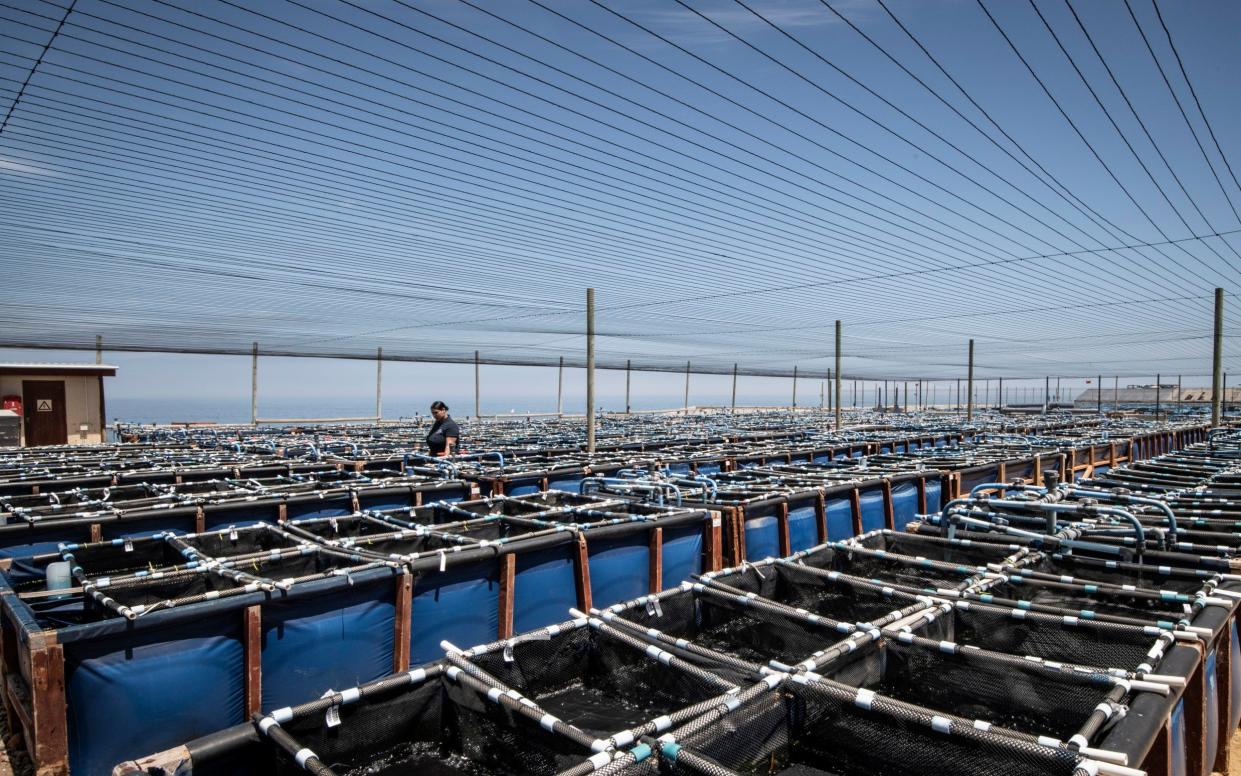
[426, 401, 460, 457]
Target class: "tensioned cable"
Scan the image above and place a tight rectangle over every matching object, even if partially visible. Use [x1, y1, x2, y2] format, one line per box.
[9, 0, 1211, 311]
[1118, 0, 1241, 224]
[1148, 0, 1241, 214]
[1028, 0, 1241, 270]
[975, 0, 1235, 287]
[0, 0, 73, 133]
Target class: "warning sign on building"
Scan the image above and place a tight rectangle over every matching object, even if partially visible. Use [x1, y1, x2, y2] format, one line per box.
[36, 400, 53, 412]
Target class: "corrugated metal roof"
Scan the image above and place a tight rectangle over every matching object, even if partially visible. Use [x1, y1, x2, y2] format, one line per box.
[0, 363, 118, 370]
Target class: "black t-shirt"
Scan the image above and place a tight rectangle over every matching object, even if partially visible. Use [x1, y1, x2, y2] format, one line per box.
[426, 416, 461, 455]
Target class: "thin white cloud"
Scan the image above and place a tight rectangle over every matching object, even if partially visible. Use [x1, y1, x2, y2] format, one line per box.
[0, 157, 61, 177]
[631, 0, 862, 46]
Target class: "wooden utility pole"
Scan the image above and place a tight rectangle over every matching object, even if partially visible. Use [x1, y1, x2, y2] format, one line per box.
[250, 342, 259, 426]
[1213, 288, 1224, 426]
[730, 363, 737, 413]
[586, 289, 596, 452]
[375, 347, 383, 421]
[834, 320, 842, 430]
[557, 356, 564, 417]
[966, 340, 975, 422]
[625, 359, 631, 414]
[683, 361, 690, 414]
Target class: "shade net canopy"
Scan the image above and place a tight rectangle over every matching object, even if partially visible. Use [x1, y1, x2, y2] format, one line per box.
[2, 0, 1241, 380]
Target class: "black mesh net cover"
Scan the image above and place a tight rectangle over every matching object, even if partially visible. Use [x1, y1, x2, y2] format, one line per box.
[646, 676, 1093, 776]
[265, 667, 613, 776]
[457, 620, 739, 758]
[935, 601, 1165, 673]
[607, 585, 855, 679]
[813, 638, 1122, 745]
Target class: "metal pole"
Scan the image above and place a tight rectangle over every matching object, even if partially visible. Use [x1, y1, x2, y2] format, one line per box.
[826, 368, 831, 412]
[1114, 376, 1119, 413]
[1056, 377, 1061, 405]
[1214, 288, 1225, 426]
[1043, 375, 1049, 414]
[903, 381, 908, 413]
[997, 377, 1003, 410]
[1155, 373, 1160, 418]
[250, 342, 258, 426]
[820, 380, 824, 409]
[375, 347, 383, 421]
[586, 288, 596, 453]
[956, 378, 961, 413]
[1177, 374, 1182, 412]
[966, 339, 974, 422]
[557, 356, 564, 417]
[792, 366, 798, 409]
[1097, 375, 1102, 415]
[730, 363, 737, 413]
[474, 351, 481, 419]
[835, 321, 843, 429]
[683, 360, 690, 414]
[95, 334, 102, 365]
[625, 359, 631, 414]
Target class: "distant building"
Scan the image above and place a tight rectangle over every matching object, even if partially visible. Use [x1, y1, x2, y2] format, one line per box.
[1074, 384, 1240, 407]
[0, 363, 117, 446]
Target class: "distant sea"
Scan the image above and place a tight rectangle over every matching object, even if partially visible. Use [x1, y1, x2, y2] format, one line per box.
[106, 393, 815, 425]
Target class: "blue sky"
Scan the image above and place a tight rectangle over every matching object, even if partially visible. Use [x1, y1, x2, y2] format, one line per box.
[1, 0, 1238, 408]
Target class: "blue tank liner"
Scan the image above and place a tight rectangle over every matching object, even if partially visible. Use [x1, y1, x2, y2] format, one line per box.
[283, 496, 354, 520]
[64, 611, 245, 775]
[410, 559, 499, 665]
[102, 512, 197, 539]
[0, 526, 89, 560]
[1171, 699, 1187, 776]
[507, 481, 542, 496]
[548, 475, 584, 492]
[357, 492, 415, 512]
[587, 533, 650, 609]
[858, 486, 887, 534]
[788, 500, 819, 554]
[1204, 649, 1219, 775]
[1232, 621, 1241, 731]
[959, 464, 1002, 495]
[825, 495, 854, 540]
[202, 502, 281, 530]
[513, 544, 578, 633]
[661, 523, 703, 587]
[259, 578, 397, 712]
[924, 479, 943, 512]
[890, 481, 919, 531]
[743, 507, 780, 561]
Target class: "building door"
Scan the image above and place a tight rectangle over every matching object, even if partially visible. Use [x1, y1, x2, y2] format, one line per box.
[22, 380, 67, 446]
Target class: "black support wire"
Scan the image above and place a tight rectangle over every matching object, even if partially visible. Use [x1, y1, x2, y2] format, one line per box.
[0, 0, 73, 133]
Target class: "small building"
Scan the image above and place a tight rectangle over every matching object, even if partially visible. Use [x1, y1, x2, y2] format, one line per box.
[1074, 385, 1241, 407]
[0, 363, 117, 446]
